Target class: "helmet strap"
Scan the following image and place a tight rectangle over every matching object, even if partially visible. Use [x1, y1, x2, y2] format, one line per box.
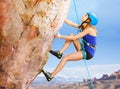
[79, 18, 89, 29]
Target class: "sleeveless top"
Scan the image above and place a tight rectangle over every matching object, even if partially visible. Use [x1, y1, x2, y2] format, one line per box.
[83, 34, 96, 56]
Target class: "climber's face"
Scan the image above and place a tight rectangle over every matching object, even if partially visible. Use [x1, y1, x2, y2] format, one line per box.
[81, 14, 88, 22]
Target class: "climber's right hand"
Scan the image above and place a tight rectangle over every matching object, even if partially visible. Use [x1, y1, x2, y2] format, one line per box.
[54, 33, 61, 38]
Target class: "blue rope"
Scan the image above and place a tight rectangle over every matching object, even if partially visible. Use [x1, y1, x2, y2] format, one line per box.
[73, 0, 80, 24]
[83, 59, 95, 89]
[73, 0, 95, 88]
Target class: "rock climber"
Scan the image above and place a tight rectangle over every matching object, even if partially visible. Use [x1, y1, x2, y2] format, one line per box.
[42, 12, 98, 81]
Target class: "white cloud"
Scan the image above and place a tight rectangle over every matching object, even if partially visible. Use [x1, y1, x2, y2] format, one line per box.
[38, 64, 120, 81]
[43, 64, 120, 79]
[33, 64, 120, 83]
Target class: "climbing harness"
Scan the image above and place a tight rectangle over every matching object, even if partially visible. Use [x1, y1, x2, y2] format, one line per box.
[82, 39, 96, 50]
[73, 0, 95, 89]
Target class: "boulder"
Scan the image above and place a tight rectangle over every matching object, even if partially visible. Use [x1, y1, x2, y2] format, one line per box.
[0, 0, 71, 89]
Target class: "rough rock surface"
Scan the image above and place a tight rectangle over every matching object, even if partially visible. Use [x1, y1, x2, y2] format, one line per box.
[0, 0, 71, 89]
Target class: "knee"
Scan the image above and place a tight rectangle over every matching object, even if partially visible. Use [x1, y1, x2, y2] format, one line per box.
[62, 55, 69, 62]
[69, 33, 75, 36]
[68, 33, 76, 41]
[62, 54, 72, 62]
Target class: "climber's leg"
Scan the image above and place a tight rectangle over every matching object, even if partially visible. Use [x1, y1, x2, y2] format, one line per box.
[51, 51, 83, 77]
[50, 33, 81, 59]
[49, 39, 71, 59]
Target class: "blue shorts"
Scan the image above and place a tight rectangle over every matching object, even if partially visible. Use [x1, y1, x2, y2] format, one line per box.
[86, 51, 93, 60]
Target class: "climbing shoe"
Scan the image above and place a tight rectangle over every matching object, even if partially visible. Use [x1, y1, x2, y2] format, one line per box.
[49, 50, 63, 59]
[42, 69, 53, 81]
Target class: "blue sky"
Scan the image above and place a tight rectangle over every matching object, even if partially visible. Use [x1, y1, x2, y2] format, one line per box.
[40, 0, 120, 79]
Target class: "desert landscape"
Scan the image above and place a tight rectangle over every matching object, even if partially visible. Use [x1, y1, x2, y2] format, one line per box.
[31, 70, 120, 89]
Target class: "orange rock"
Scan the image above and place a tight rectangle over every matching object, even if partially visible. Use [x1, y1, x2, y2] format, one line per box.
[0, 0, 70, 89]
[0, 44, 12, 60]
[27, 25, 39, 41]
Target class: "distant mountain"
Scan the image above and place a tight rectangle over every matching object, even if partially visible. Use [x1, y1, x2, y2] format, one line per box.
[31, 69, 120, 89]
[32, 76, 82, 85]
[98, 70, 120, 81]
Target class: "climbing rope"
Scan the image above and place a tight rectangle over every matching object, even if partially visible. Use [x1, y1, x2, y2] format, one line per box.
[73, 0, 80, 24]
[73, 0, 95, 89]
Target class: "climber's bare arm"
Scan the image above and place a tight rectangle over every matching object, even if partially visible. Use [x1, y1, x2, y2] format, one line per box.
[64, 19, 79, 28]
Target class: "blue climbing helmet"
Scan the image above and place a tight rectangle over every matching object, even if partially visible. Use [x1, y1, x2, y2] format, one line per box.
[87, 12, 98, 26]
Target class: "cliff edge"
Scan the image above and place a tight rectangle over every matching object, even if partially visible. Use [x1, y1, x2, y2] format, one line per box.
[0, 0, 71, 89]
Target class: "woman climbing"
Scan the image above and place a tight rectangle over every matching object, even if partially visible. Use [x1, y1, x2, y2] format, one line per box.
[42, 12, 98, 81]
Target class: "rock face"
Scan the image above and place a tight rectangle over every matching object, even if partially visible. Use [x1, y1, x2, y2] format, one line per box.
[0, 0, 71, 89]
